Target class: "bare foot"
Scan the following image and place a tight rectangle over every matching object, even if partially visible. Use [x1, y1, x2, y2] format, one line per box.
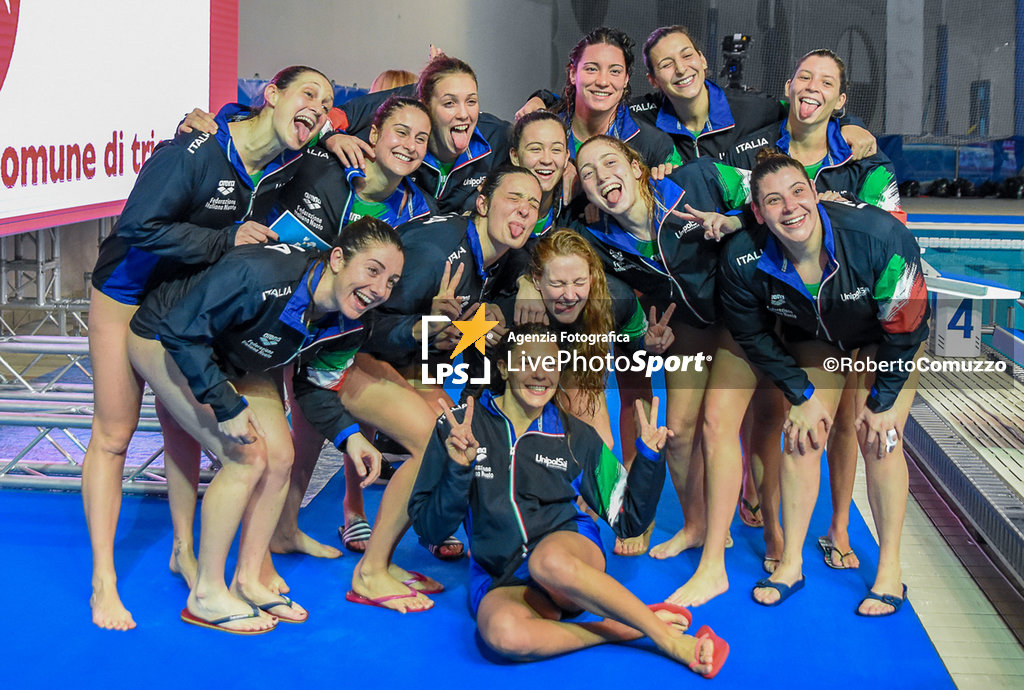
[690, 633, 717, 676]
[90, 580, 137, 630]
[614, 522, 654, 556]
[762, 557, 780, 574]
[231, 582, 308, 623]
[186, 589, 276, 633]
[168, 542, 197, 589]
[666, 566, 729, 607]
[351, 558, 433, 612]
[388, 563, 444, 593]
[649, 525, 704, 560]
[657, 630, 713, 675]
[270, 529, 343, 559]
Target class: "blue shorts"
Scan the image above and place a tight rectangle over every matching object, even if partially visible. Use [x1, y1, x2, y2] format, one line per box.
[468, 514, 603, 617]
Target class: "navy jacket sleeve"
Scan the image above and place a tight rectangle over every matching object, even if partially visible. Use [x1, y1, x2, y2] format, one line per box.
[718, 236, 814, 405]
[117, 141, 236, 264]
[569, 420, 666, 539]
[867, 220, 930, 412]
[155, 263, 263, 421]
[409, 408, 475, 546]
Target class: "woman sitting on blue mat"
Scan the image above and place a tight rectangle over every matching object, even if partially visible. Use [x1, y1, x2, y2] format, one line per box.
[409, 326, 728, 677]
[126, 217, 408, 632]
[716, 149, 927, 614]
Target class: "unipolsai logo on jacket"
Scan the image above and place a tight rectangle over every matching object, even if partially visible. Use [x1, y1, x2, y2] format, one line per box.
[534, 453, 568, 471]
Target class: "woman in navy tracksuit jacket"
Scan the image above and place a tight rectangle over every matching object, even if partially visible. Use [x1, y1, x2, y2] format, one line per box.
[325, 55, 511, 214]
[570, 135, 728, 561]
[364, 166, 541, 375]
[127, 217, 426, 630]
[527, 27, 675, 169]
[270, 96, 437, 247]
[81, 66, 334, 632]
[630, 25, 875, 164]
[717, 151, 927, 616]
[408, 328, 728, 678]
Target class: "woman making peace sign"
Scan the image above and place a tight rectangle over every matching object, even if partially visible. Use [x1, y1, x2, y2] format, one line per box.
[409, 326, 728, 677]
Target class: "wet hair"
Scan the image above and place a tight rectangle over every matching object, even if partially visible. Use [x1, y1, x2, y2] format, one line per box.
[749, 148, 813, 207]
[256, 65, 332, 112]
[370, 95, 431, 133]
[528, 229, 613, 413]
[792, 49, 847, 117]
[489, 323, 572, 420]
[642, 25, 701, 77]
[321, 215, 404, 263]
[511, 110, 566, 151]
[370, 69, 417, 94]
[556, 27, 635, 116]
[576, 135, 656, 218]
[416, 55, 477, 105]
[471, 164, 539, 220]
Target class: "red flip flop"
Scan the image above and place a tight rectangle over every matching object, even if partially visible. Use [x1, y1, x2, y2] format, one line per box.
[691, 624, 730, 679]
[345, 590, 434, 613]
[647, 601, 693, 631]
[402, 570, 445, 595]
[180, 605, 276, 635]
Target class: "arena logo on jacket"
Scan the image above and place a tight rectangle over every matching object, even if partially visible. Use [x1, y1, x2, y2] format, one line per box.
[0, 0, 20, 95]
[420, 308, 497, 386]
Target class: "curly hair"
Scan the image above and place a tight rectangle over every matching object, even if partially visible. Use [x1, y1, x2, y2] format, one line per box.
[528, 229, 614, 415]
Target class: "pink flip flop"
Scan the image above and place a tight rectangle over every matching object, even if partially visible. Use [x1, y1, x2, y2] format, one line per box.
[345, 590, 434, 613]
[402, 570, 445, 595]
[691, 624, 730, 679]
[647, 601, 693, 631]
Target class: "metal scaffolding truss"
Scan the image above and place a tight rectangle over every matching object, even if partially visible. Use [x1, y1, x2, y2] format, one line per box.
[0, 335, 216, 494]
[0, 224, 94, 336]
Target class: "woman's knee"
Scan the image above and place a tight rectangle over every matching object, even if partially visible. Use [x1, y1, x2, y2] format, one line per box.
[528, 544, 580, 588]
[225, 443, 269, 480]
[480, 611, 537, 659]
[264, 443, 295, 480]
[88, 419, 141, 458]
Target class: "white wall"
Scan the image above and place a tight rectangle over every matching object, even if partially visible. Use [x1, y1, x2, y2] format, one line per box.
[238, 0, 555, 120]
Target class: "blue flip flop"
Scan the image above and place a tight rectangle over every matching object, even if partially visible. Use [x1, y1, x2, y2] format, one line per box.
[752, 576, 806, 607]
[855, 583, 908, 617]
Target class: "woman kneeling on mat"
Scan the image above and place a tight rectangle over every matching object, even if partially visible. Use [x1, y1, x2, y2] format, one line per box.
[409, 326, 728, 677]
[127, 218, 403, 633]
